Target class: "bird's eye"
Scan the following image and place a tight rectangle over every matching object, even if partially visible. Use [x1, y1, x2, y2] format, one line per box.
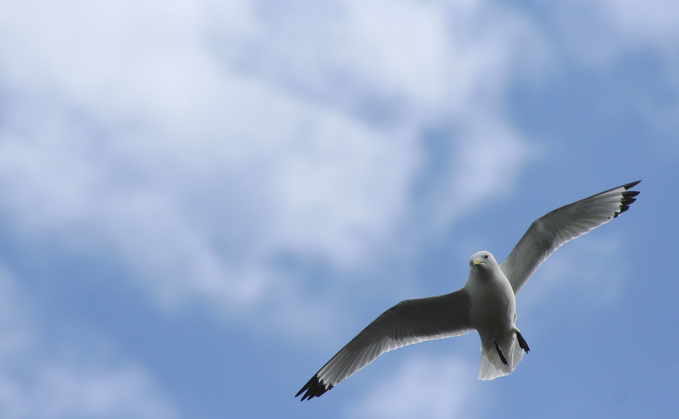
[484, 255, 488, 259]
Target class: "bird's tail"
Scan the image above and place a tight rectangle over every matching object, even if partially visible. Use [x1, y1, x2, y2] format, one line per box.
[478, 334, 525, 380]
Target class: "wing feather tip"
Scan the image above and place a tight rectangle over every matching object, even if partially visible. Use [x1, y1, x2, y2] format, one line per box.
[623, 180, 642, 190]
[614, 180, 641, 217]
[295, 374, 333, 401]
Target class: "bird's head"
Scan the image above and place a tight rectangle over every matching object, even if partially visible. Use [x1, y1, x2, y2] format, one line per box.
[468, 251, 498, 272]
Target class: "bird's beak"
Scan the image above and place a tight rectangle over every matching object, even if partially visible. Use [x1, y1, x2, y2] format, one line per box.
[473, 259, 483, 266]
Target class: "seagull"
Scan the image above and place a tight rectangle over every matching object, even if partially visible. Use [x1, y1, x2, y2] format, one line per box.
[295, 181, 641, 400]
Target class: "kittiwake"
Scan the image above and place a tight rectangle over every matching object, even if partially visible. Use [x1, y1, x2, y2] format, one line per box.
[296, 180, 641, 400]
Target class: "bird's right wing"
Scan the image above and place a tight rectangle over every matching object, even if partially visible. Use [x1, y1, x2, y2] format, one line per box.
[295, 289, 474, 400]
[500, 180, 641, 295]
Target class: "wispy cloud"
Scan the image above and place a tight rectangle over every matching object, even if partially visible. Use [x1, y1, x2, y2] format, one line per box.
[597, 0, 679, 51]
[0, 265, 179, 419]
[344, 354, 482, 419]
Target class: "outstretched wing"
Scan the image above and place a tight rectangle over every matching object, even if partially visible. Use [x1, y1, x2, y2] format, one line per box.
[295, 289, 473, 400]
[500, 180, 641, 295]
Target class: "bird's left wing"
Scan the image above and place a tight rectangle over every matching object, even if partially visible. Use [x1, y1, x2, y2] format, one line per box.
[295, 289, 473, 400]
[500, 180, 641, 295]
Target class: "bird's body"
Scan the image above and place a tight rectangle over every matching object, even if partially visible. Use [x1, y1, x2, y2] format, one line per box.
[466, 253, 514, 343]
[465, 251, 525, 379]
[296, 181, 641, 400]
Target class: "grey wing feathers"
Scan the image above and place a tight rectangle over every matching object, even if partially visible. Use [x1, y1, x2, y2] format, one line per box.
[295, 289, 473, 400]
[500, 180, 641, 295]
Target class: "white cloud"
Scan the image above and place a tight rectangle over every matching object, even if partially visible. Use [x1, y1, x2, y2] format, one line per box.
[17, 364, 178, 419]
[333, 0, 452, 105]
[600, 0, 679, 49]
[345, 354, 482, 419]
[0, 0, 542, 337]
[0, 266, 179, 419]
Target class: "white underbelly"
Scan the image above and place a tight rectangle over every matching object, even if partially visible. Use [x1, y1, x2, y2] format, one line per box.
[469, 283, 515, 339]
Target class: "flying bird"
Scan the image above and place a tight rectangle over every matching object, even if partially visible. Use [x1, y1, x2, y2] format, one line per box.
[296, 181, 641, 400]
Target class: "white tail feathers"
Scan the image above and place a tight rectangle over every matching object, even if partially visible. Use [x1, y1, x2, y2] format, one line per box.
[478, 335, 525, 380]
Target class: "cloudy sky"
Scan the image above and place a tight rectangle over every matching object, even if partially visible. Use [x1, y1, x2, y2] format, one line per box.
[0, 0, 677, 418]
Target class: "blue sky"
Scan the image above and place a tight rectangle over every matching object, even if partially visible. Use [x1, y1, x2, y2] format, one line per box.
[0, 0, 677, 418]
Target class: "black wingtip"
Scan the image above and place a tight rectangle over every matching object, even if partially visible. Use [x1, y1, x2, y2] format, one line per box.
[614, 180, 641, 218]
[295, 374, 333, 401]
